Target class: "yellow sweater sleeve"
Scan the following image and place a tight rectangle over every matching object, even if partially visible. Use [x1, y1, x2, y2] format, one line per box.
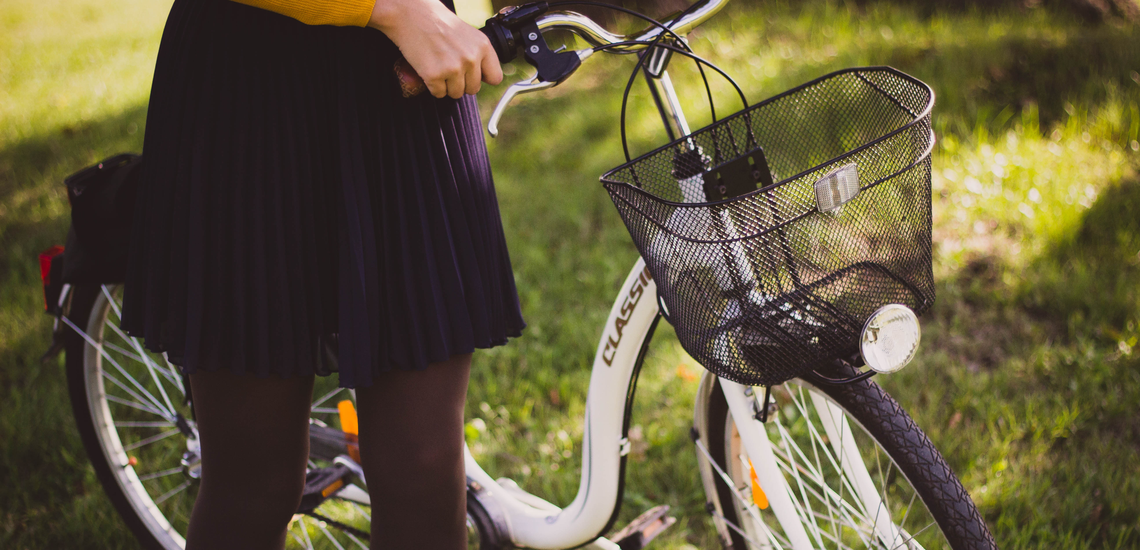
[231, 0, 376, 27]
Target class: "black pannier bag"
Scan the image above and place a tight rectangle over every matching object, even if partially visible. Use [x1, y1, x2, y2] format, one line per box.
[61, 153, 143, 284]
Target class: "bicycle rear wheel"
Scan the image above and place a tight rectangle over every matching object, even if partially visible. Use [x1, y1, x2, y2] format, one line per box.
[695, 365, 996, 550]
[63, 284, 372, 549]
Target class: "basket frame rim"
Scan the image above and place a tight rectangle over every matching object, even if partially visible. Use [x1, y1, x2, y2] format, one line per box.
[599, 65, 936, 207]
[606, 136, 934, 245]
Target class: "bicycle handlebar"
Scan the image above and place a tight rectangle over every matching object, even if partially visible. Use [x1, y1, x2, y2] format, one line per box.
[393, 0, 731, 135]
[536, 0, 729, 50]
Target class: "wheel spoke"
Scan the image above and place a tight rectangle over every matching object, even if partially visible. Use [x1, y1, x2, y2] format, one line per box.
[139, 466, 184, 481]
[772, 417, 843, 546]
[62, 315, 174, 420]
[804, 398, 843, 550]
[312, 387, 347, 410]
[708, 379, 963, 550]
[791, 388, 862, 502]
[780, 387, 835, 547]
[345, 531, 369, 550]
[101, 321, 184, 391]
[763, 451, 872, 540]
[350, 502, 371, 522]
[75, 287, 373, 550]
[124, 428, 182, 451]
[710, 505, 782, 549]
[115, 420, 175, 428]
[770, 410, 866, 543]
[102, 285, 182, 412]
[694, 436, 789, 549]
[783, 386, 873, 520]
[154, 480, 192, 505]
[102, 341, 146, 366]
[290, 529, 310, 549]
[889, 521, 937, 550]
[298, 516, 316, 550]
[873, 444, 902, 547]
[105, 392, 167, 417]
[317, 519, 349, 550]
[898, 491, 919, 538]
[100, 369, 170, 419]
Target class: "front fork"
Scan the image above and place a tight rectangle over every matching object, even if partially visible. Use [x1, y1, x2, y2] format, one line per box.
[692, 372, 818, 549]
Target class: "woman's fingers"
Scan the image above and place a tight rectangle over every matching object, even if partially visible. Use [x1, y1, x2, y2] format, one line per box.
[447, 73, 468, 99]
[464, 62, 483, 96]
[425, 78, 448, 99]
[481, 41, 503, 86]
[369, 0, 501, 99]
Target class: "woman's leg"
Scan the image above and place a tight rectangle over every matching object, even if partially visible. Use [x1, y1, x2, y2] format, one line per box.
[356, 353, 472, 550]
[185, 369, 315, 550]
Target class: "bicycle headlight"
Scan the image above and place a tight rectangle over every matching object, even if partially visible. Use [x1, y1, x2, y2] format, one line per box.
[860, 304, 920, 374]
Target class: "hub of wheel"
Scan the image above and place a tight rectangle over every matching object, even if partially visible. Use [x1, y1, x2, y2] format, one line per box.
[181, 436, 201, 480]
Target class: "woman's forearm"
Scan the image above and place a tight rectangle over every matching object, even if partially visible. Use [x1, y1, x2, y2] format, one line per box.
[230, 0, 376, 27]
[228, 0, 502, 99]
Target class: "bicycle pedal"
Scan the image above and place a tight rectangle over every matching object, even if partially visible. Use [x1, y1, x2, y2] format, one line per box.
[609, 504, 676, 550]
[297, 462, 353, 514]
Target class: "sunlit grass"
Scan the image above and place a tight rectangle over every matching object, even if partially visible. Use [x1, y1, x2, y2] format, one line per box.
[476, 2, 1140, 548]
[2, 0, 1138, 548]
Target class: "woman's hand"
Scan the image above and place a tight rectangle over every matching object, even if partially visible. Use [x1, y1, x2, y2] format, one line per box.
[369, 0, 503, 99]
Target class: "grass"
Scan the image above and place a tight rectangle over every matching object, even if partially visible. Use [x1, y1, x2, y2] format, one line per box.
[2, 0, 1139, 548]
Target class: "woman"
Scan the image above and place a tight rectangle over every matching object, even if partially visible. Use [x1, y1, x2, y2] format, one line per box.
[120, 0, 526, 547]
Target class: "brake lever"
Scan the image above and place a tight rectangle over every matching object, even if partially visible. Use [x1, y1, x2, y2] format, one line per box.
[487, 48, 593, 137]
[487, 74, 555, 138]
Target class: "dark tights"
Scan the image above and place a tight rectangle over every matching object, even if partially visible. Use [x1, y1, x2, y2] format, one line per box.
[186, 354, 472, 550]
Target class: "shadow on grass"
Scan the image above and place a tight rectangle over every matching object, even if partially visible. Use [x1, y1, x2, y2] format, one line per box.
[941, 174, 1140, 547]
[861, 0, 1139, 22]
[0, 102, 148, 208]
[0, 99, 148, 384]
[0, 103, 148, 548]
[883, 21, 1140, 133]
[1022, 173, 1140, 335]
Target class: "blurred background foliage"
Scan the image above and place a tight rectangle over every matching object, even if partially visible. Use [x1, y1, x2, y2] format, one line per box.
[2, 0, 1138, 548]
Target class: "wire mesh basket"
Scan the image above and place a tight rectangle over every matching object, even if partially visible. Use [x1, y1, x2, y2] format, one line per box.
[602, 67, 936, 387]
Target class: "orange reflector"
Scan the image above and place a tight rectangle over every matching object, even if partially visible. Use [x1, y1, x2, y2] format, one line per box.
[337, 400, 361, 462]
[321, 479, 345, 498]
[337, 400, 359, 435]
[127, 456, 138, 467]
[748, 460, 769, 509]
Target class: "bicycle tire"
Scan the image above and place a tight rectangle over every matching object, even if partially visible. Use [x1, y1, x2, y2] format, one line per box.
[698, 363, 996, 550]
[64, 284, 377, 550]
[64, 283, 183, 550]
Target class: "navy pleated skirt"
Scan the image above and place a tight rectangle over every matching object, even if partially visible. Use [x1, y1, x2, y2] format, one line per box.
[120, 0, 526, 388]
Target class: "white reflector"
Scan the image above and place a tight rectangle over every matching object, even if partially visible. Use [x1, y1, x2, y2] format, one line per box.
[814, 163, 860, 213]
[860, 304, 920, 374]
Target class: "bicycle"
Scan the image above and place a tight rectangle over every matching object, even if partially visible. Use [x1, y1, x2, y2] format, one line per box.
[39, 0, 999, 548]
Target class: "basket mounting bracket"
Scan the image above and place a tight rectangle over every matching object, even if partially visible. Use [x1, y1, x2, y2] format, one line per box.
[702, 147, 774, 202]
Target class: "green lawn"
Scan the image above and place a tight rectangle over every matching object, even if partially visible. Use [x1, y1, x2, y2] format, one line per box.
[2, 0, 1138, 548]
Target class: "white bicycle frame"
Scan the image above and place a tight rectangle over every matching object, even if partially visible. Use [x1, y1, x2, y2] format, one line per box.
[57, 0, 910, 547]
[458, 3, 727, 546]
[460, 263, 884, 550]
[464, 260, 659, 549]
[456, 1, 898, 547]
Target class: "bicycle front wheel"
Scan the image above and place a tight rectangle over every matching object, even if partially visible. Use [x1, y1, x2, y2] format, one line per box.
[695, 365, 996, 550]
